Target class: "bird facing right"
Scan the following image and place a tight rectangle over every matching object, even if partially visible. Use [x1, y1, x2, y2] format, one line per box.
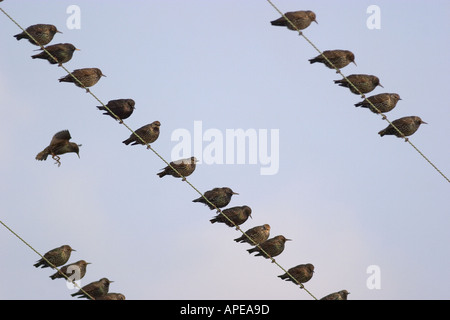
[355, 93, 401, 115]
[278, 263, 315, 286]
[234, 224, 271, 245]
[247, 235, 291, 261]
[270, 10, 317, 31]
[35, 130, 81, 167]
[320, 290, 350, 300]
[309, 50, 356, 72]
[14, 24, 62, 46]
[58, 68, 106, 92]
[192, 187, 239, 211]
[71, 277, 113, 300]
[334, 74, 383, 95]
[33, 245, 75, 269]
[122, 121, 160, 147]
[49, 260, 91, 281]
[210, 205, 252, 229]
[97, 99, 135, 123]
[378, 116, 427, 141]
[157, 156, 198, 181]
[31, 43, 79, 66]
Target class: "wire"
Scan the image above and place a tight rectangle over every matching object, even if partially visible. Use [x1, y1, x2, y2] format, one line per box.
[0, 7, 317, 300]
[265, 0, 450, 184]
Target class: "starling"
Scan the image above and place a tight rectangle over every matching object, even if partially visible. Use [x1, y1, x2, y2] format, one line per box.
[49, 260, 91, 281]
[320, 290, 350, 300]
[71, 277, 113, 300]
[271, 10, 317, 31]
[14, 24, 62, 46]
[33, 245, 75, 269]
[210, 205, 252, 229]
[96, 293, 126, 300]
[35, 130, 81, 167]
[192, 187, 239, 211]
[334, 74, 383, 95]
[31, 43, 79, 66]
[157, 156, 198, 181]
[247, 235, 291, 261]
[278, 263, 315, 286]
[59, 68, 106, 92]
[378, 116, 427, 141]
[122, 121, 160, 148]
[309, 50, 356, 72]
[97, 99, 135, 123]
[355, 93, 402, 116]
[234, 224, 270, 245]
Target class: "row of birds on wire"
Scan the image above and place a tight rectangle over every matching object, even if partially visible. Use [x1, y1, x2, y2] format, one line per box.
[4, 7, 391, 301]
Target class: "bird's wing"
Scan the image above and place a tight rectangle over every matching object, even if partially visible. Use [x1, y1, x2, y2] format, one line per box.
[51, 130, 72, 144]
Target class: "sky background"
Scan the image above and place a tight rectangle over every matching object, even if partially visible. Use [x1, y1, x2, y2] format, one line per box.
[1, 0, 449, 300]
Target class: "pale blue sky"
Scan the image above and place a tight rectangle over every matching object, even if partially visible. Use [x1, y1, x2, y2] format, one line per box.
[1, 0, 449, 300]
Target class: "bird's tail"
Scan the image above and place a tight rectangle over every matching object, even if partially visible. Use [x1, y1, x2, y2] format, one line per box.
[157, 171, 167, 178]
[308, 58, 319, 64]
[35, 149, 49, 161]
[96, 106, 106, 111]
[192, 197, 203, 203]
[270, 19, 287, 27]
[233, 236, 244, 243]
[13, 33, 25, 41]
[354, 101, 364, 108]
[247, 247, 257, 254]
[378, 129, 386, 137]
[49, 274, 58, 280]
[209, 217, 218, 224]
[122, 138, 133, 145]
[33, 260, 43, 268]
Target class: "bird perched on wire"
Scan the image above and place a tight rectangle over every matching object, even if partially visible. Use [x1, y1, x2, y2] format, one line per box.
[31, 43, 79, 66]
[247, 235, 291, 262]
[210, 205, 252, 229]
[355, 93, 402, 117]
[234, 224, 270, 245]
[334, 74, 383, 96]
[33, 245, 75, 269]
[71, 278, 113, 300]
[14, 24, 62, 46]
[378, 116, 427, 142]
[278, 263, 314, 287]
[58, 68, 105, 93]
[309, 50, 356, 72]
[49, 260, 91, 281]
[96, 293, 126, 300]
[192, 187, 239, 211]
[97, 99, 135, 124]
[320, 290, 350, 300]
[122, 121, 160, 148]
[270, 10, 317, 32]
[35, 130, 81, 167]
[157, 156, 198, 181]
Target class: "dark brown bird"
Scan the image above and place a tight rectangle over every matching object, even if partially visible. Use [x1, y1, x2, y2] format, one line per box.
[247, 235, 291, 261]
[31, 43, 79, 66]
[234, 224, 270, 245]
[210, 205, 252, 229]
[278, 263, 315, 286]
[33, 245, 75, 269]
[334, 74, 383, 95]
[59, 68, 106, 92]
[157, 156, 198, 181]
[355, 93, 402, 116]
[96, 293, 126, 300]
[378, 116, 427, 141]
[193, 187, 239, 211]
[49, 260, 91, 281]
[97, 99, 135, 123]
[122, 121, 160, 148]
[320, 290, 350, 300]
[271, 10, 317, 31]
[35, 130, 81, 167]
[71, 277, 113, 300]
[14, 24, 62, 46]
[309, 50, 356, 72]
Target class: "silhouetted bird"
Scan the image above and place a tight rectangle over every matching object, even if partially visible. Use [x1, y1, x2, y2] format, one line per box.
[334, 74, 383, 95]
[157, 156, 198, 181]
[33, 245, 75, 269]
[14, 24, 61, 46]
[71, 278, 113, 300]
[193, 187, 238, 211]
[247, 235, 291, 261]
[278, 263, 314, 286]
[355, 93, 402, 116]
[31, 43, 79, 66]
[320, 290, 350, 300]
[271, 11, 317, 31]
[96, 293, 126, 300]
[36, 130, 81, 167]
[309, 50, 356, 72]
[210, 205, 252, 229]
[122, 121, 160, 148]
[378, 116, 427, 141]
[97, 99, 135, 123]
[59, 68, 105, 92]
[49, 260, 91, 280]
[234, 224, 270, 245]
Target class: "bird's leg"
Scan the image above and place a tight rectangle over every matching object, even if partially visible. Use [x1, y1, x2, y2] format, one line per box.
[182, 177, 186, 181]
[85, 88, 90, 93]
[52, 154, 61, 167]
[360, 94, 366, 99]
[404, 137, 409, 142]
[146, 145, 151, 150]
[297, 31, 303, 36]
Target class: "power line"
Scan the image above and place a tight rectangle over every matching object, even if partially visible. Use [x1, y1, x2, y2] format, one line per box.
[265, 0, 450, 184]
[0, 7, 318, 300]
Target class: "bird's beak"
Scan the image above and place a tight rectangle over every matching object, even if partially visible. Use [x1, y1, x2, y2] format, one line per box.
[56, 30, 63, 34]
[72, 249, 76, 252]
[378, 83, 384, 88]
[77, 153, 80, 158]
[75, 48, 81, 51]
[352, 61, 357, 66]
[249, 214, 252, 219]
[285, 238, 292, 241]
[86, 262, 92, 265]
[102, 74, 107, 77]
[233, 192, 239, 195]
[314, 20, 318, 24]
[421, 120, 428, 124]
